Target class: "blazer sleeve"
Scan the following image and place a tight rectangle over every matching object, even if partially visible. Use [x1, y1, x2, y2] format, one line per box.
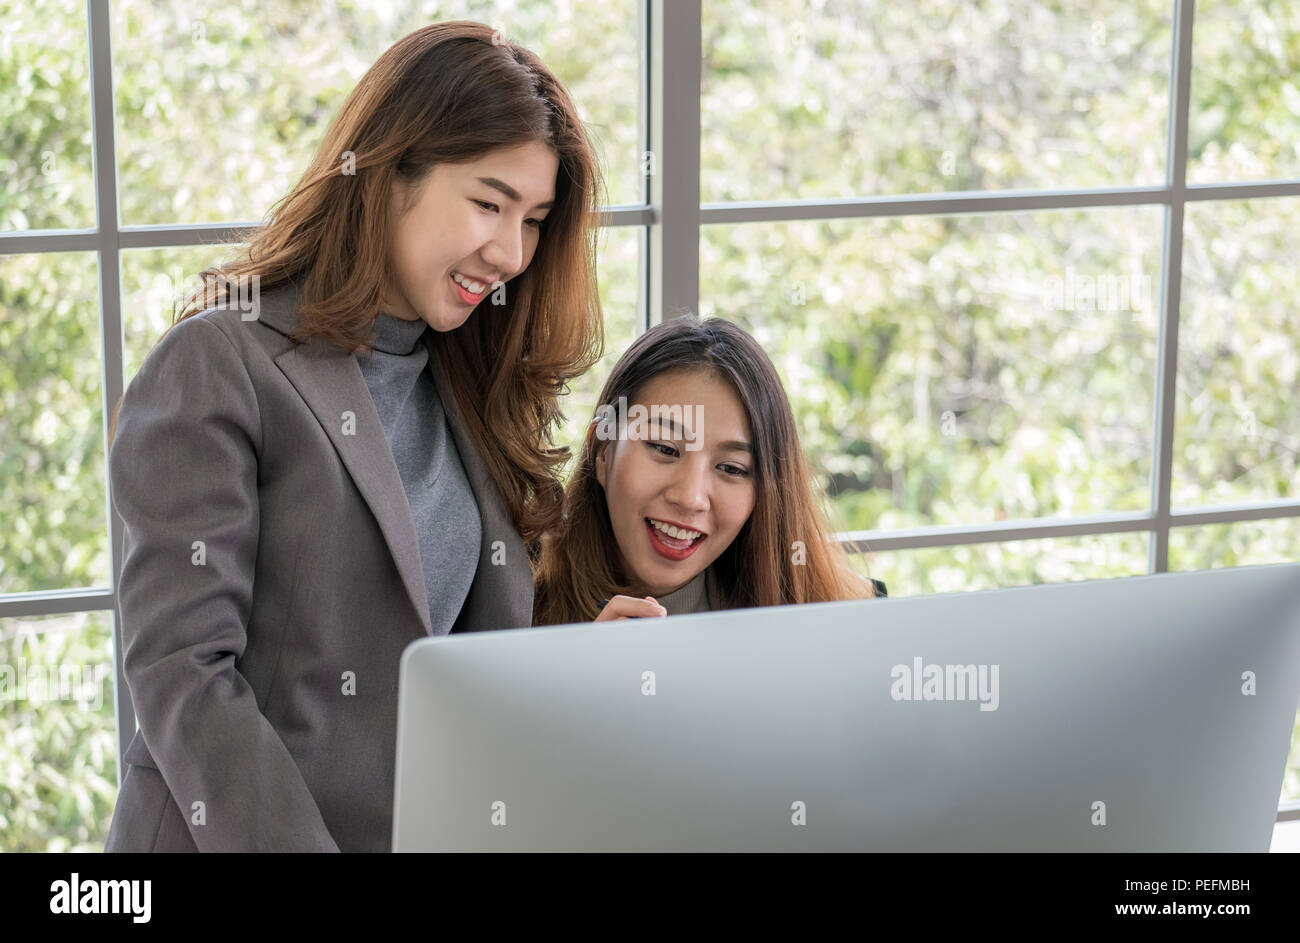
[110, 317, 340, 852]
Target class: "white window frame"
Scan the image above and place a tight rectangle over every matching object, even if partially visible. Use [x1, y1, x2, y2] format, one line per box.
[0, 0, 1296, 822]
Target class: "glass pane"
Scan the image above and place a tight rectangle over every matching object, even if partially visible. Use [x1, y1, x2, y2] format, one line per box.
[700, 208, 1163, 531]
[701, 0, 1171, 202]
[1168, 517, 1300, 571]
[1168, 518, 1300, 807]
[0, 0, 94, 230]
[120, 245, 238, 384]
[845, 531, 1149, 597]
[554, 225, 640, 477]
[0, 611, 119, 852]
[1174, 197, 1300, 507]
[0, 252, 108, 594]
[1188, 0, 1300, 184]
[111, 0, 640, 226]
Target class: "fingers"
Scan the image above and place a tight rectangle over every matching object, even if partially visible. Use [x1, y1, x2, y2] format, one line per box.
[594, 595, 668, 622]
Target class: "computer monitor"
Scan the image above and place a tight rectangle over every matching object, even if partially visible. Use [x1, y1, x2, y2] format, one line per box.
[393, 562, 1300, 851]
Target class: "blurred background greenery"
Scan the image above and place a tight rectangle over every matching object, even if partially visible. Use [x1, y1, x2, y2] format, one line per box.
[2, 0, 1297, 852]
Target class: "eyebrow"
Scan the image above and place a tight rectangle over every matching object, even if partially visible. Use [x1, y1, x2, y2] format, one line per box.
[476, 176, 555, 211]
[647, 417, 752, 453]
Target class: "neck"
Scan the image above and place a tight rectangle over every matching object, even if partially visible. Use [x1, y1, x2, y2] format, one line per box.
[635, 569, 704, 600]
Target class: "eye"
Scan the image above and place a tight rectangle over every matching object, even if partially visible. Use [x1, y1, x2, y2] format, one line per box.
[719, 463, 750, 478]
[474, 200, 544, 230]
[647, 442, 678, 458]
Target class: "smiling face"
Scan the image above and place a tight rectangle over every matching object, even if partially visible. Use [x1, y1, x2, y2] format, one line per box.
[595, 367, 758, 598]
[383, 141, 559, 330]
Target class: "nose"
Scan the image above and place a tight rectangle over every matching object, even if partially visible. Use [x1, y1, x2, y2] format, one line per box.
[663, 456, 710, 516]
[480, 220, 525, 280]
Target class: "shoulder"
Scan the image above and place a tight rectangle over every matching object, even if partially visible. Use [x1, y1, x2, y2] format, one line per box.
[116, 306, 269, 456]
[185, 281, 304, 362]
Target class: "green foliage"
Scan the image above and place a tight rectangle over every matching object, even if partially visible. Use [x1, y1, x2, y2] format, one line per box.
[0, 614, 119, 853]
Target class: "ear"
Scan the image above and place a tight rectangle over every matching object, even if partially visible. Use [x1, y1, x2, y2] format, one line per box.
[594, 444, 608, 490]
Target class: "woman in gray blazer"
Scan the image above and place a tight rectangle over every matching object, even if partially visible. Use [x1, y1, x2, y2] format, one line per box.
[103, 22, 607, 852]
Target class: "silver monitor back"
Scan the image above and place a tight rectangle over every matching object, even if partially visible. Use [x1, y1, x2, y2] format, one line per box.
[394, 562, 1300, 851]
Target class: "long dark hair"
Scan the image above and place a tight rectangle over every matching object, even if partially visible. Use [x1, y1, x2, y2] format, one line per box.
[109, 21, 607, 552]
[534, 316, 877, 624]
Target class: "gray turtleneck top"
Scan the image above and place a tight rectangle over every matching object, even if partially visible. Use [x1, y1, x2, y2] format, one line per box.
[655, 568, 712, 615]
[356, 313, 480, 636]
[653, 569, 885, 614]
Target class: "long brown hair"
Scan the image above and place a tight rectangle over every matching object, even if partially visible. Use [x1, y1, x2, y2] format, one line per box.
[109, 21, 606, 553]
[534, 316, 877, 625]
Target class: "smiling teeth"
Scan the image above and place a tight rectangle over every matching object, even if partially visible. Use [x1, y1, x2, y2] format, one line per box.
[452, 272, 486, 294]
[650, 519, 703, 541]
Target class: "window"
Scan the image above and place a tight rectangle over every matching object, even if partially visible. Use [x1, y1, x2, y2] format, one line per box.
[2, 0, 1296, 850]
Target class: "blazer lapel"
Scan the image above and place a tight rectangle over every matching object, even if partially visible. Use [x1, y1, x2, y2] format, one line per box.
[252, 282, 533, 634]
[256, 285, 434, 636]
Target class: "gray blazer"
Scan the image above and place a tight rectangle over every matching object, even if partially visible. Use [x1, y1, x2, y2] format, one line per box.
[104, 283, 533, 852]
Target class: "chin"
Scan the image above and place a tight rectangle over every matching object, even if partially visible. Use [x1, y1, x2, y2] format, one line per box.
[652, 561, 703, 586]
[424, 311, 462, 333]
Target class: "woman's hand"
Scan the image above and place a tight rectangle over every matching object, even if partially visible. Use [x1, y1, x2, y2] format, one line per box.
[595, 595, 667, 622]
